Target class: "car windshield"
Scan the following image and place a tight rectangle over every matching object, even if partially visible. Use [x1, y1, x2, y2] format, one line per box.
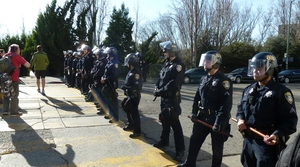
[185, 69, 194, 73]
[279, 70, 293, 75]
[231, 68, 245, 73]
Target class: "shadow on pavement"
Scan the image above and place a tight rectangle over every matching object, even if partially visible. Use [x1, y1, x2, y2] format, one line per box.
[130, 82, 230, 167]
[2, 115, 76, 166]
[40, 95, 84, 115]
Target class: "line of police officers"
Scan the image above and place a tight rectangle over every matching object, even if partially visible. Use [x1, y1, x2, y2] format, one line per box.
[63, 41, 298, 167]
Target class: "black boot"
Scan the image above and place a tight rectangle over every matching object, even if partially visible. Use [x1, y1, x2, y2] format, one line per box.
[123, 125, 133, 131]
[173, 151, 184, 161]
[153, 141, 169, 148]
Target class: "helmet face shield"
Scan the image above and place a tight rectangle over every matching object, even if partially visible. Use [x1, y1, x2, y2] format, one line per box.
[199, 53, 213, 68]
[124, 54, 130, 66]
[124, 53, 138, 66]
[159, 41, 172, 53]
[247, 59, 267, 77]
[103, 47, 111, 54]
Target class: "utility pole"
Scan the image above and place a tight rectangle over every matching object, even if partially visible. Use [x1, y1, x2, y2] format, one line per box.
[286, 0, 294, 70]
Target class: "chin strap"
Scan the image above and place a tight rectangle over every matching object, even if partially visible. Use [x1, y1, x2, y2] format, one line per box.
[258, 75, 269, 84]
[205, 68, 212, 72]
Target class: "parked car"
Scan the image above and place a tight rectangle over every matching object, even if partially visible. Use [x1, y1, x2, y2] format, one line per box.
[225, 67, 253, 83]
[278, 69, 300, 83]
[183, 67, 207, 84]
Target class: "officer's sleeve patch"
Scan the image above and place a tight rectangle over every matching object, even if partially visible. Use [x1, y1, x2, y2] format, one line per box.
[176, 65, 182, 72]
[222, 80, 230, 90]
[284, 92, 293, 104]
[114, 64, 119, 68]
[135, 74, 140, 80]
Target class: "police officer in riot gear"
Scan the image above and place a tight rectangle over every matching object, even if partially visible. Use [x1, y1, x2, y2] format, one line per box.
[153, 41, 185, 161]
[178, 50, 233, 167]
[236, 52, 298, 167]
[89, 46, 108, 115]
[101, 47, 120, 123]
[121, 53, 142, 138]
[81, 44, 95, 95]
[136, 52, 147, 82]
[71, 52, 80, 88]
[64, 50, 72, 87]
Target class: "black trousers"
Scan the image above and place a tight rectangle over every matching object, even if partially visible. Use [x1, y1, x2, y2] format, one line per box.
[185, 115, 225, 167]
[125, 98, 141, 134]
[103, 86, 119, 121]
[241, 138, 277, 167]
[160, 119, 185, 152]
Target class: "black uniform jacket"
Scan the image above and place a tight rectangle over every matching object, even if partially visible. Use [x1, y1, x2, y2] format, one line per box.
[155, 57, 185, 98]
[236, 79, 298, 137]
[192, 71, 233, 126]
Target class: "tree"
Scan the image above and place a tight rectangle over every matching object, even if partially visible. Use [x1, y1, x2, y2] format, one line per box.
[103, 3, 134, 62]
[34, 0, 78, 76]
[138, 32, 159, 63]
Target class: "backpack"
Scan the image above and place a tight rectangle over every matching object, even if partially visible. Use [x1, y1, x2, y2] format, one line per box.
[0, 73, 15, 98]
[276, 133, 300, 167]
[0, 54, 16, 98]
[0, 54, 16, 75]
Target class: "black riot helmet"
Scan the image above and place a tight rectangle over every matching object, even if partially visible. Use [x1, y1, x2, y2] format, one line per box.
[81, 44, 91, 52]
[199, 50, 222, 69]
[103, 46, 118, 60]
[124, 53, 139, 68]
[135, 52, 141, 59]
[247, 52, 278, 77]
[159, 41, 179, 57]
[92, 46, 105, 59]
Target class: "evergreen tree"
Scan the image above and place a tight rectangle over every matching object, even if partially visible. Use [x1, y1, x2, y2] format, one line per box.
[34, 0, 78, 76]
[103, 3, 134, 63]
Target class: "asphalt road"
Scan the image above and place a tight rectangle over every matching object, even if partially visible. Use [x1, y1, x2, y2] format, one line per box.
[0, 77, 299, 167]
[139, 81, 300, 166]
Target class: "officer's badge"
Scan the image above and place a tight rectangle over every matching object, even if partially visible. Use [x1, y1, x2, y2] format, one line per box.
[114, 64, 119, 68]
[212, 80, 217, 86]
[135, 74, 140, 80]
[249, 88, 254, 94]
[222, 80, 230, 90]
[176, 65, 182, 72]
[265, 91, 273, 98]
[284, 92, 293, 104]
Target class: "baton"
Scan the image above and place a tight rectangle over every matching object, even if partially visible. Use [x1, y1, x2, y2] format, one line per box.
[188, 116, 233, 138]
[231, 117, 276, 144]
[153, 96, 157, 101]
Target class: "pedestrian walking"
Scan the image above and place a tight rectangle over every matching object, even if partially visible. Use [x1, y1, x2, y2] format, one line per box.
[30, 45, 49, 95]
[178, 50, 233, 167]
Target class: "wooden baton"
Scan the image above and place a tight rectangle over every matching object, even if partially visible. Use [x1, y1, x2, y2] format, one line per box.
[188, 115, 233, 138]
[231, 117, 276, 144]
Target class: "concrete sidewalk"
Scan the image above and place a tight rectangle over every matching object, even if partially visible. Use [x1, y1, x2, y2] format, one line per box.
[0, 76, 242, 167]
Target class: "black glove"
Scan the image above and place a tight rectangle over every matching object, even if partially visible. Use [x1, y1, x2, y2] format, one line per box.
[212, 124, 221, 133]
[121, 85, 126, 91]
[190, 113, 197, 123]
[153, 87, 163, 97]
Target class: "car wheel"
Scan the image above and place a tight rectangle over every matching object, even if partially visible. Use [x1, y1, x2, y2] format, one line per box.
[284, 78, 290, 83]
[183, 76, 190, 84]
[235, 77, 242, 83]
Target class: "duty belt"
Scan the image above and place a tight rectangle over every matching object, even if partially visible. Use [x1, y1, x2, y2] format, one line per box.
[199, 109, 215, 115]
